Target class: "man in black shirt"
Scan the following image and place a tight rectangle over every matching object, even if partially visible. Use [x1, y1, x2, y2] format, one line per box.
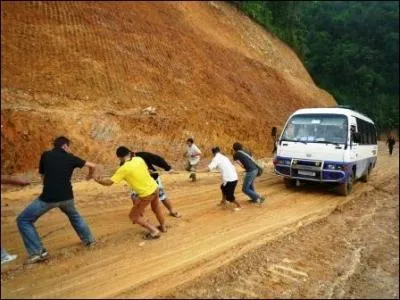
[16, 136, 97, 264]
[232, 142, 265, 204]
[123, 150, 181, 218]
[386, 135, 396, 155]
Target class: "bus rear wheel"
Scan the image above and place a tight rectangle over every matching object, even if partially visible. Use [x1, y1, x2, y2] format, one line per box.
[360, 165, 371, 182]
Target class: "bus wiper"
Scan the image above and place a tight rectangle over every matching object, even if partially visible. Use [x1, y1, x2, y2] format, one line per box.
[296, 140, 308, 144]
[280, 138, 307, 144]
[280, 138, 297, 143]
[314, 140, 341, 146]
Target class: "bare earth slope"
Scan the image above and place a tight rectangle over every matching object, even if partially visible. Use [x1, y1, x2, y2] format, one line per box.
[1, 1, 335, 174]
[1, 144, 398, 298]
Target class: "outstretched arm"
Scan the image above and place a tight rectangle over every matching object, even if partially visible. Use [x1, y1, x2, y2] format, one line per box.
[94, 176, 114, 186]
[235, 160, 244, 169]
[84, 161, 97, 180]
[1, 175, 30, 186]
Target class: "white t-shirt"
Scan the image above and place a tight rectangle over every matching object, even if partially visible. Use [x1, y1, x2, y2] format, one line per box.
[187, 144, 201, 165]
[208, 152, 238, 184]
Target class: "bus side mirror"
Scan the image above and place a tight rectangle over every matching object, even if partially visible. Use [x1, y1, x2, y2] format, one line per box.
[352, 132, 361, 143]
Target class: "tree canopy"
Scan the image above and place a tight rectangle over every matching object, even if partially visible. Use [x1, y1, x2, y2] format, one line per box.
[232, 1, 399, 135]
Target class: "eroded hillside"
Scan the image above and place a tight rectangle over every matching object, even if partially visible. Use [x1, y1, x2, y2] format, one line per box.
[1, 1, 335, 173]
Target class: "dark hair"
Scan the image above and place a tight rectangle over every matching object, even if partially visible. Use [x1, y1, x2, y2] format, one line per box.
[211, 147, 220, 154]
[116, 146, 132, 158]
[53, 136, 71, 148]
[187, 138, 194, 143]
[232, 142, 243, 151]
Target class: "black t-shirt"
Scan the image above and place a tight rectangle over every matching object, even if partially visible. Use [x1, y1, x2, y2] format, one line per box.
[39, 148, 86, 202]
[135, 152, 172, 180]
[387, 138, 395, 147]
[233, 150, 258, 172]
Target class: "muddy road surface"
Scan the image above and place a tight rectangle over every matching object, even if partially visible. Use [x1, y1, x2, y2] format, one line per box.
[1, 143, 398, 298]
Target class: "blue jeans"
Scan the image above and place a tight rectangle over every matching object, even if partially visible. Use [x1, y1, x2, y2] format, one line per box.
[17, 198, 94, 256]
[242, 169, 260, 202]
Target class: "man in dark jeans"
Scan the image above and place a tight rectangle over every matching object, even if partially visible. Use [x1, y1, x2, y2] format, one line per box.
[16, 136, 97, 264]
[232, 142, 265, 204]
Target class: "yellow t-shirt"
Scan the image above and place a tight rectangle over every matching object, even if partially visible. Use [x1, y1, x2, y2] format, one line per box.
[111, 157, 158, 198]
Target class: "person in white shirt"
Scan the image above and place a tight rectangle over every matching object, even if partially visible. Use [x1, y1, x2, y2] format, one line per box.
[206, 147, 241, 211]
[184, 138, 201, 182]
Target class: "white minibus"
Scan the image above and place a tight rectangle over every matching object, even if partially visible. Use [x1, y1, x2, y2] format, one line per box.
[273, 107, 378, 195]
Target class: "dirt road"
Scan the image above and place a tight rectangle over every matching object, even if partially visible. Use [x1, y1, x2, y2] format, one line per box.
[1, 143, 398, 298]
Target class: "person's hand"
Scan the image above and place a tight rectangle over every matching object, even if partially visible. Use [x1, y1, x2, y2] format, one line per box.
[13, 178, 30, 186]
[18, 180, 30, 186]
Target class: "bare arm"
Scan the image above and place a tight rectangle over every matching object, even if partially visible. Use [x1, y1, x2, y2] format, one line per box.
[197, 167, 210, 173]
[94, 177, 114, 186]
[84, 161, 97, 180]
[1, 175, 30, 186]
[167, 168, 179, 174]
[235, 160, 244, 169]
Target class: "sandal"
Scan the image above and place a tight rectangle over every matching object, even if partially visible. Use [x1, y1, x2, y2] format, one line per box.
[157, 225, 167, 233]
[143, 232, 161, 240]
[169, 211, 181, 218]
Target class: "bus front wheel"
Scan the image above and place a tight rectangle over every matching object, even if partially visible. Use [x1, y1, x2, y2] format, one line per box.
[338, 172, 354, 196]
[284, 178, 296, 188]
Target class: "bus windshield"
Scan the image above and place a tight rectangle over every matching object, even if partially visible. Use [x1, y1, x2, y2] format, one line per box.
[281, 114, 348, 144]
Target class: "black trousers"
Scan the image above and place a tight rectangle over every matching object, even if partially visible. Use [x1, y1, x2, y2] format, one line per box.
[220, 180, 238, 202]
[389, 145, 394, 155]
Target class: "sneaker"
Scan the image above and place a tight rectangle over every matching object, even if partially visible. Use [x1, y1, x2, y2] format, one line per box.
[248, 199, 259, 204]
[26, 249, 48, 264]
[85, 241, 96, 248]
[1, 254, 17, 265]
[233, 207, 241, 212]
[259, 196, 266, 204]
[40, 248, 49, 258]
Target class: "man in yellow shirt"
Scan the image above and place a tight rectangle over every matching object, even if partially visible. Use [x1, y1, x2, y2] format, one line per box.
[94, 146, 166, 240]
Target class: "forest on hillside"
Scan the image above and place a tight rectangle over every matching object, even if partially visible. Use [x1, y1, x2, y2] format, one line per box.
[232, 1, 399, 135]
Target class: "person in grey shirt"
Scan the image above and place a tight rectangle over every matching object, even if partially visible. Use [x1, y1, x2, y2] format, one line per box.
[232, 142, 265, 204]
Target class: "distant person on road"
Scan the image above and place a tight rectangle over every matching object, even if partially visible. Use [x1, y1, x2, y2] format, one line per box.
[386, 135, 396, 155]
[204, 147, 241, 211]
[184, 138, 201, 182]
[16, 136, 97, 264]
[232, 142, 265, 204]
[120, 149, 181, 218]
[1, 175, 30, 265]
[271, 127, 278, 154]
[94, 146, 166, 240]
